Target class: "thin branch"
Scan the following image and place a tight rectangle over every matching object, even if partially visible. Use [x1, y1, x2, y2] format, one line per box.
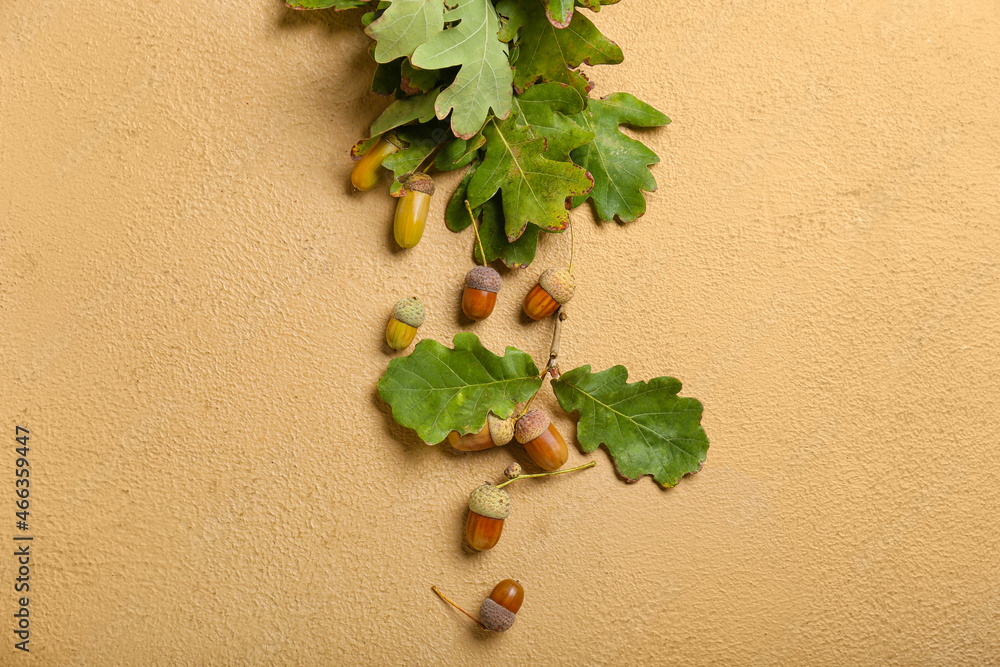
[432, 586, 486, 630]
[495, 460, 597, 489]
[546, 307, 568, 377]
[465, 200, 487, 265]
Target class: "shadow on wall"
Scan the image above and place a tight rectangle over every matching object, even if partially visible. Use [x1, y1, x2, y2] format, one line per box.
[277, 3, 361, 35]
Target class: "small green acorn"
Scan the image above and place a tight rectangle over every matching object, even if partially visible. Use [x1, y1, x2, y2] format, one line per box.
[350, 132, 404, 191]
[385, 297, 425, 350]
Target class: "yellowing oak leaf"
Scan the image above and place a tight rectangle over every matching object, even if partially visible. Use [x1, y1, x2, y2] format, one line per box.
[467, 115, 593, 240]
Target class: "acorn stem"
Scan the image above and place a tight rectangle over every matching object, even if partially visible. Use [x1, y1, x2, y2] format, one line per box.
[518, 387, 542, 418]
[547, 307, 567, 376]
[416, 142, 446, 173]
[495, 460, 596, 489]
[465, 200, 487, 266]
[568, 216, 575, 275]
[432, 586, 487, 630]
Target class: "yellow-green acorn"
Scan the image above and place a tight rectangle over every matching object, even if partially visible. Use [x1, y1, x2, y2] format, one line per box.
[385, 297, 425, 350]
[394, 173, 435, 249]
[350, 132, 404, 191]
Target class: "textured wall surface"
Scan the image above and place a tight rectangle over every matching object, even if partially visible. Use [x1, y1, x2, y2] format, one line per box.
[2, 1, 999, 665]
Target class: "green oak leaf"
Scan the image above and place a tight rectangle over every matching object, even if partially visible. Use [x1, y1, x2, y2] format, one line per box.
[543, 0, 575, 28]
[475, 195, 541, 268]
[351, 135, 382, 161]
[378, 333, 543, 444]
[497, 0, 622, 96]
[365, 0, 445, 63]
[513, 82, 594, 161]
[369, 88, 440, 136]
[286, 0, 369, 9]
[382, 124, 450, 195]
[445, 167, 478, 230]
[410, 0, 513, 139]
[575, 0, 620, 10]
[371, 57, 403, 96]
[552, 365, 709, 488]
[435, 135, 485, 171]
[447, 168, 546, 268]
[571, 92, 670, 222]
[400, 60, 440, 94]
[468, 114, 593, 240]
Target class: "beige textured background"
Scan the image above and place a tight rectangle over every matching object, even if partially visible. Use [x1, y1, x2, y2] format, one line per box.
[2, 0, 999, 664]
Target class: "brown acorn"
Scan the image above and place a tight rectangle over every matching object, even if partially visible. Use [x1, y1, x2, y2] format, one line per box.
[479, 580, 524, 633]
[447, 412, 515, 451]
[461, 266, 501, 321]
[350, 132, 404, 191]
[432, 580, 524, 634]
[515, 409, 568, 472]
[523, 267, 575, 320]
[465, 483, 511, 551]
[394, 172, 435, 249]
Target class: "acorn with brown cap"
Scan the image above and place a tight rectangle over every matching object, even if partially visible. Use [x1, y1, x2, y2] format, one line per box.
[462, 265, 502, 320]
[515, 408, 568, 472]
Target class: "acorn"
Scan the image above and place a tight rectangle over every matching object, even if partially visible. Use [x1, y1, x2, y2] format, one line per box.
[523, 267, 575, 320]
[515, 409, 568, 472]
[394, 172, 435, 249]
[385, 297, 425, 350]
[351, 132, 404, 191]
[447, 412, 515, 451]
[503, 462, 522, 480]
[465, 483, 511, 551]
[432, 579, 524, 634]
[479, 580, 524, 632]
[461, 266, 501, 321]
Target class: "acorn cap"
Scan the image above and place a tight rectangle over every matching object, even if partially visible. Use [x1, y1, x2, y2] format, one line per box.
[401, 172, 435, 196]
[503, 462, 522, 480]
[538, 267, 575, 305]
[465, 266, 501, 293]
[467, 484, 511, 520]
[479, 597, 516, 633]
[487, 413, 514, 446]
[515, 408, 550, 444]
[383, 130, 406, 150]
[391, 297, 425, 328]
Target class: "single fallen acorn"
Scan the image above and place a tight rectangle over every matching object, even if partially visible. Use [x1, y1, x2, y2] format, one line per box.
[465, 460, 597, 551]
[385, 297, 425, 350]
[432, 580, 524, 633]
